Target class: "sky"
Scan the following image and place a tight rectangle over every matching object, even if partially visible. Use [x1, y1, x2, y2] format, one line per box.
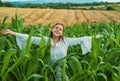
[2, 0, 120, 3]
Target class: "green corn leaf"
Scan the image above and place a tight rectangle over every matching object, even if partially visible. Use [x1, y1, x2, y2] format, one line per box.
[68, 60, 77, 74]
[68, 56, 82, 74]
[6, 55, 26, 74]
[25, 25, 34, 56]
[111, 37, 120, 48]
[2, 16, 9, 24]
[62, 59, 67, 81]
[0, 37, 6, 50]
[45, 71, 48, 81]
[25, 60, 39, 78]
[69, 73, 82, 81]
[42, 38, 51, 64]
[5, 39, 13, 48]
[0, 48, 16, 76]
[12, 18, 17, 29]
[72, 56, 82, 73]
[18, 18, 24, 33]
[37, 36, 46, 58]
[97, 73, 107, 81]
[26, 74, 44, 81]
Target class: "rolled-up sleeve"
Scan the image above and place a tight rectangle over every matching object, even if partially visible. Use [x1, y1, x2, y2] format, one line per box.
[16, 33, 41, 50]
[66, 36, 92, 55]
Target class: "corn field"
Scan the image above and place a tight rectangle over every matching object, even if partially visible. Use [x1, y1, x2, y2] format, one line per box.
[0, 13, 120, 81]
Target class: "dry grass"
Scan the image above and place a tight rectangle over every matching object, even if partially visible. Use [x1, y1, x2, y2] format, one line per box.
[0, 7, 120, 26]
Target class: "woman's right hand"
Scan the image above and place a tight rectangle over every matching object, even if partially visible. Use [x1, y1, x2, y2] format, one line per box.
[0, 29, 16, 36]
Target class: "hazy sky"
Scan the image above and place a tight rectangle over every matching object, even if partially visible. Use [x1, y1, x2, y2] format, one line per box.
[2, 0, 120, 3]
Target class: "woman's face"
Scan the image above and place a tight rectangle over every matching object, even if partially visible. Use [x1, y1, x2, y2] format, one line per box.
[52, 24, 63, 37]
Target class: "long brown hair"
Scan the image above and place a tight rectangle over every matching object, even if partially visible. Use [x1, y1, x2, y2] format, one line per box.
[50, 23, 64, 41]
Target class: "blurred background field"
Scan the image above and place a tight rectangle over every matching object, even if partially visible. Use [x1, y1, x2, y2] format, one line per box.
[0, 0, 120, 26]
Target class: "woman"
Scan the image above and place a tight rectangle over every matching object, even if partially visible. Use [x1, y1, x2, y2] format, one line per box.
[0, 23, 102, 81]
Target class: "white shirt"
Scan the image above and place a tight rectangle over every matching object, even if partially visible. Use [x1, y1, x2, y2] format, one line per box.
[16, 33, 92, 61]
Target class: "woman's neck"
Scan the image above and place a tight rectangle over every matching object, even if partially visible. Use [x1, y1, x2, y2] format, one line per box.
[52, 36, 59, 46]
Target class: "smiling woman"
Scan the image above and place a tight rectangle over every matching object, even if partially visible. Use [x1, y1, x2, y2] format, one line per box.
[0, 23, 102, 54]
[0, 23, 103, 81]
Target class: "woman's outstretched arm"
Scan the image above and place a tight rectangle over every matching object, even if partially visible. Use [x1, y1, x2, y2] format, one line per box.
[1, 29, 16, 36]
[0, 29, 49, 49]
[66, 34, 103, 55]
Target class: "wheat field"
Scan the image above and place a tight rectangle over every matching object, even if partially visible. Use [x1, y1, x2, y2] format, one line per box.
[0, 7, 120, 26]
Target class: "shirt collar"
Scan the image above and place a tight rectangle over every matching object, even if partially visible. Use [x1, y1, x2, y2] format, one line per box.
[51, 38, 61, 48]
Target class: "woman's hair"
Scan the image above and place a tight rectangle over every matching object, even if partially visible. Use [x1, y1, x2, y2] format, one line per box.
[50, 23, 64, 41]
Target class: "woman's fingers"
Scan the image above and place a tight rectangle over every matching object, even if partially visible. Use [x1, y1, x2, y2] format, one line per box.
[0, 29, 9, 35]
[1, 29, 16, 36]
[96, 34, 103, 38]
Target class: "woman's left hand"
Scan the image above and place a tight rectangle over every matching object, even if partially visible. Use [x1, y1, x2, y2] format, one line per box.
[96, 34, 103, 38]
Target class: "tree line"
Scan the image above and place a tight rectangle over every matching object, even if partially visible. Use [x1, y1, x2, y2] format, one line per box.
[0, 1, 119, 10]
